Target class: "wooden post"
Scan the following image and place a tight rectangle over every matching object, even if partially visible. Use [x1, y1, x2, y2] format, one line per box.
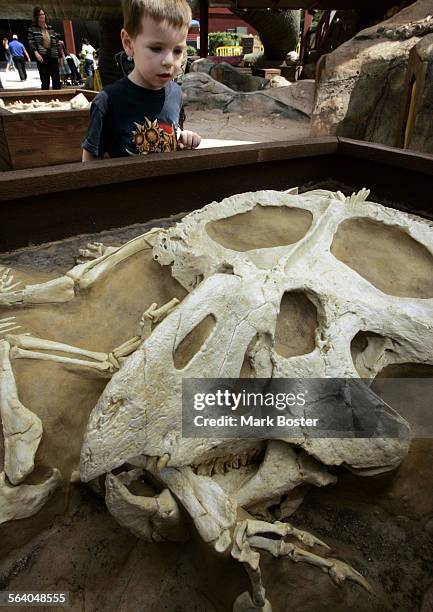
[396, 44, 425, 149]
[99, 18, 123, 86]
[63, 20, 76, 55]
[300, 10, 313, 64]
[199, 0, 209, 58]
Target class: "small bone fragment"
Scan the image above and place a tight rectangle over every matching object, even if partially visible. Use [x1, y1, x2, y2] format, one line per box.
[214, 528, 232, 553]
[345, 188, 370, 205]
[0, 469, 61, 524]
[0, 340, 43, 484]
[143, 298, 180, 324]
[76, 241, 118, 263]
[233, 590, 272, 612]
[69, 92, 91, 110]
[0, 267, 21, 293]
[0, 317, 21, 336]
[157, 453, 170, 470]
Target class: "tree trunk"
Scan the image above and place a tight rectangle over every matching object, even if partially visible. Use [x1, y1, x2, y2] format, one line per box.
[98, 18, 123, 86]
[230, 8, 300, 61]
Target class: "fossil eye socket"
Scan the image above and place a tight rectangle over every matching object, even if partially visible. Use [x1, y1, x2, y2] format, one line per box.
[173, 314, 216, 370]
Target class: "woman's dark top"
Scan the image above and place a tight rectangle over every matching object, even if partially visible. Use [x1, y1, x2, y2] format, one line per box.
[27, 24, 59, 58]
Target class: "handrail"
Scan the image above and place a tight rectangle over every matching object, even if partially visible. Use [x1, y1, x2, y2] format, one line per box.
[215, 45, 243, 56]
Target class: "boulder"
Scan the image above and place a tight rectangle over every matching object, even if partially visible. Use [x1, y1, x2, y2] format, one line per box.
[224, 91, 309, 120]
[269, 76, 291, 88]
[181, 72, 235, 110]
[182, 72, 309, 120]
[209, 62, 269, 92]
[189, 58, 216, 75]
[266, 80, 315, 116]
[311, 0, 433, 149]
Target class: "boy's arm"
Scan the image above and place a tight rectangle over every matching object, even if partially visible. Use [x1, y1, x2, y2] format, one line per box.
[82, 148, 100, 161]
[175, 87, 200, 149]
[82, 95, 108, 162]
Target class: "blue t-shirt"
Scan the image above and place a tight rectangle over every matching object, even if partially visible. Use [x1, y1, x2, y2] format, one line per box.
[82, 77, 182, 158]
[9, 40, 26, 57]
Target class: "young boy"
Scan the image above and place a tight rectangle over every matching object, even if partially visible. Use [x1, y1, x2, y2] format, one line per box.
[82, 0, 201, 160]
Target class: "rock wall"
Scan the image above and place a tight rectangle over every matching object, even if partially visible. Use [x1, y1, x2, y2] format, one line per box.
[311, 0, 433, 153]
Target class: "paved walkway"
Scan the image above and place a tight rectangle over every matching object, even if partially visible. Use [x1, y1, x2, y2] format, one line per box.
[1, 66, 43, 90]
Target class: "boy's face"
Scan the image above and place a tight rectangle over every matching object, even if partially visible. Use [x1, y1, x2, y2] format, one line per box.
[122, 18, 187, 90]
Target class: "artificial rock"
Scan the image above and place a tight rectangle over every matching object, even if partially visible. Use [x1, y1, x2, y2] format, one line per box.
[311, 0, 433, 151]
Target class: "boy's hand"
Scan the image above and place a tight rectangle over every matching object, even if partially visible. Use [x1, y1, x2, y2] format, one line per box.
[178, 130, 201, 150]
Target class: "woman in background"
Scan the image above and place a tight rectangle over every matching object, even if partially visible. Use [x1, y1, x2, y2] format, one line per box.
[28, 5, 61, 89]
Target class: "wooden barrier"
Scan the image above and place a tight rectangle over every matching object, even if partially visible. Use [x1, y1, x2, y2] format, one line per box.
[1, 137, 433, 251]
[0, 89, 97, 171]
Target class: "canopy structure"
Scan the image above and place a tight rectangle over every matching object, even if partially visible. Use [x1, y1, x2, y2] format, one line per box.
[235, 0, 381, 7]
[0, 0, 121, 20]
[0, 0, 405, 76]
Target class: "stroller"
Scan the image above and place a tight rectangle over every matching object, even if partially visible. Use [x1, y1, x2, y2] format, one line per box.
[65, 53, 83, 86]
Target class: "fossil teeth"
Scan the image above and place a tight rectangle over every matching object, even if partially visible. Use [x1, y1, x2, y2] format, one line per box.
[157, 453, 170, 471]
[214, 458, 225, 475]
[240, 453, 248, 467]
[231, 456, 239, 469]
[204, 461, 213, 476]
[196, 463, 209, 476]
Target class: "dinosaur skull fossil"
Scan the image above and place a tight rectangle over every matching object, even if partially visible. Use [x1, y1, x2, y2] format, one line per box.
[1, 187, 433, 610]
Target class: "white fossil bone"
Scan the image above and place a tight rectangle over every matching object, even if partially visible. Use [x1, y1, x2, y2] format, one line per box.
[6, 333, 148, 378]
[0, 267, 21, 293]
[0, 340, 43, 484]
[0, 469, 61, 524]
[105, 469, 188, 542]
[2, 187, 432, 611]
[0, 316, 20, 336]
[76, 241, 118, 264]
[0, 231, 160, 308]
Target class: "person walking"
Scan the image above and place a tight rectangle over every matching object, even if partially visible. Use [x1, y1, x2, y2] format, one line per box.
[2, 38, 15, 72]
[27, 5, 61, 90]
[57, 39, 71, 85]
[9, 34, 30, 81]
[80, 38, 96, 78]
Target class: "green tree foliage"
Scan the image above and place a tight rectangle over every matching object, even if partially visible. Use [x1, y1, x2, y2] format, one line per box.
[186, 2, 300, 62]
[208, 31, 240, 55]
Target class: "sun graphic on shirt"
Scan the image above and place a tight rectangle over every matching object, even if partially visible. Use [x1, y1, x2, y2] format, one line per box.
[129, 117, 177, 155]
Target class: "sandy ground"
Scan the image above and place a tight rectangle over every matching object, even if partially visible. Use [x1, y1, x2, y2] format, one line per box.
[186, 107, 311, 144]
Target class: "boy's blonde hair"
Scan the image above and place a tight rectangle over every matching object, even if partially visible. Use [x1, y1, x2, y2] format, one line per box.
[122, 0, 192, 38]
